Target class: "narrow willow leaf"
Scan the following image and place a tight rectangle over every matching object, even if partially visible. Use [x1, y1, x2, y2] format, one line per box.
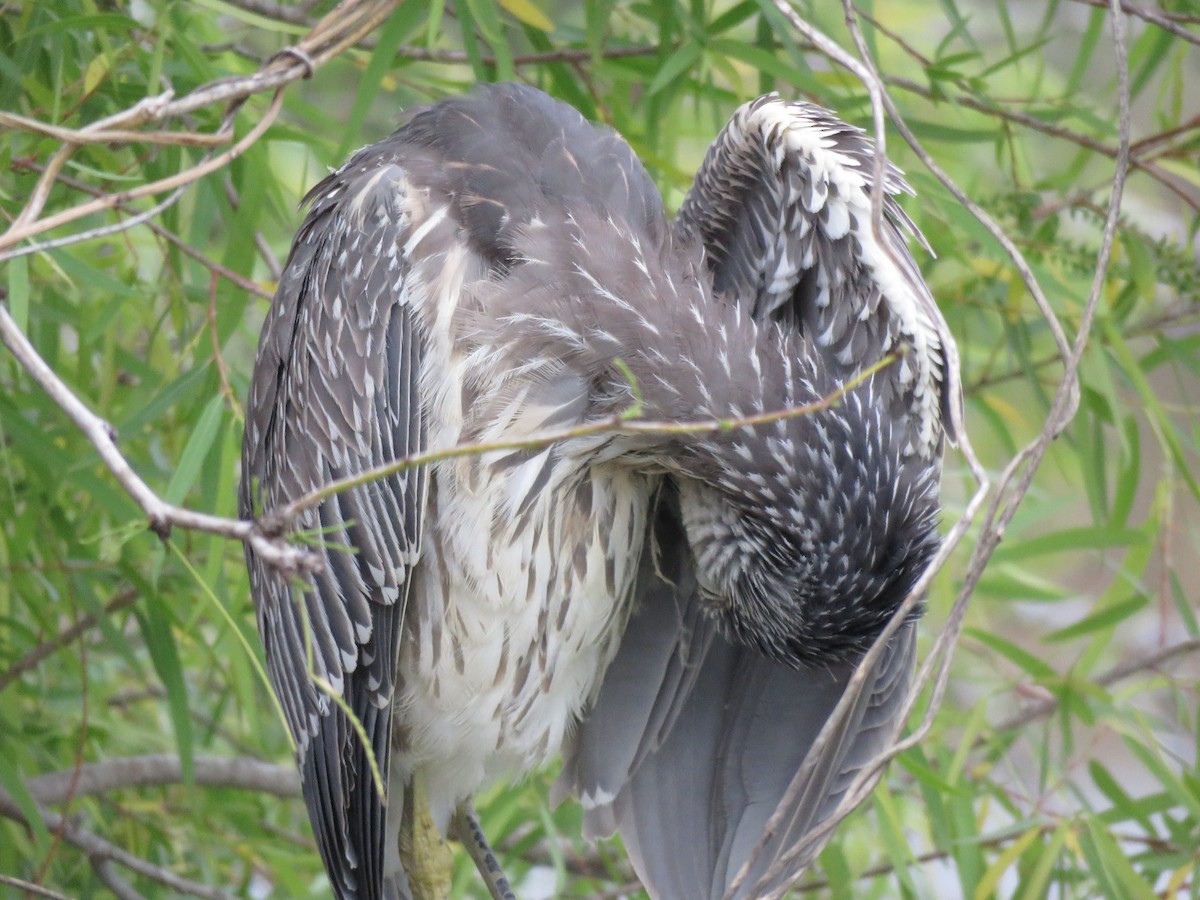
[974, 826, 1040, 900]
[965, 628, 1058, 680]
[136, 593, 195, 784]
[1044, 594, 1149, 643]
[647, 42, 703, 96]
[164, 393, 225, 506]
[1082, 817, 1158, 900]
[498, 0, 553, 31]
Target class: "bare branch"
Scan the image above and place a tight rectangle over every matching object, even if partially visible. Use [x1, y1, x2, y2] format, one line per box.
[92, 860, 147, 900]
[991, 638, 1200, 736]
[9, 157, 274, 300]
[884, 76, 1200, 213]
[0, 791, 236, 899]
[733, 0, 1134, 889]
[0, 109, 234, 147]
[0, 299, 316, 576]
[1067, 0, 1200, 46]
[0, 90, 284, 259]
[0, 875, 73, 900]
[24, 755, 300, 804]
[0, 0, 404, 260]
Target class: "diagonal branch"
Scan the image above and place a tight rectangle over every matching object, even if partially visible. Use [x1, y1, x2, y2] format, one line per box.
[0, 283, 902, 582]
[0, 791, 235, 899]
[0, 590, 138, 694]
[0, 298, 316, 576]
[0, 0, 402, 260]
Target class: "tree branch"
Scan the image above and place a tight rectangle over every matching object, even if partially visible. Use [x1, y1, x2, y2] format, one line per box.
[991, 638, 1200, 736]
[1067, 0, 1200, 46]
[0, 875, 73, 900]
[24, 754, 300, 804]
[0, 590, 138, 694]
[0, 0, 404, 259]
[0, 791, 236, 899]
[0, 298, 317, 576]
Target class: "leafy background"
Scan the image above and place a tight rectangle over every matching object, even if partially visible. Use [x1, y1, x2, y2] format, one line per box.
[1, 0, 1197, 897]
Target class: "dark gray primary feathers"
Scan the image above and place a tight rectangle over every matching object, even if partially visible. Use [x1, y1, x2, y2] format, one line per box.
[241, 83, 959, 900]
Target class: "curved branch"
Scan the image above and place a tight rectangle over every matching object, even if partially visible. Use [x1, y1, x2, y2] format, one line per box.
[0, 0, 402, 259]
[0, 90, 285, 259]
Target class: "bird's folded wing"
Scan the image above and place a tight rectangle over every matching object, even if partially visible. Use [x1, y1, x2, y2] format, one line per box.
[557, 488, 917, 900]
[241, 154, 440, 900]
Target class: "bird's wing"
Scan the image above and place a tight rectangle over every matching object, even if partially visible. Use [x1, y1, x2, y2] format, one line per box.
[559, 94, 953, 899]
[557, 486, 916, 899]
[672, 93, 962, 453]
[241, 150, 441, 900]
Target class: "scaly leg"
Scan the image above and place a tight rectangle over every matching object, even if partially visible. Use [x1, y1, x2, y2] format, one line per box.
[452, 801, 517, 900]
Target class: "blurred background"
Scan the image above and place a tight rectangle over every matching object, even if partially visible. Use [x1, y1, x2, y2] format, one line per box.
[1, 1, 1197, 897]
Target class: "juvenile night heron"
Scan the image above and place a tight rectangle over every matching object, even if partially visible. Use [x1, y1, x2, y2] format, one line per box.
[241, 83, 962, 899]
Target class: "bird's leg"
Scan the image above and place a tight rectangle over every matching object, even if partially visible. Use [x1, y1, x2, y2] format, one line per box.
[398, 774, 454, 900]
[451, 801, 517, 900]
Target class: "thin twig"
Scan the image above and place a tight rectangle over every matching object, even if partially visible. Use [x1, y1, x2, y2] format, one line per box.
[0, 0, 404, 258]
[0, 875, 73, 900]
[220, 0, 670, 65]
[8, 157, 273, 300]
[0, 792, 235, 899]
[0, 90, 284, 259]
[0, 110, 233, 147]
[92, 860, 147, 900]
[735, 0, 1133, 890]
[1067, 0, 1200, 46]
[885, 76, 1200, 214]
[268, 351, 903, 527]
[728, 7, 994, 893]
[0, 590, 138, 694]
[991, 638, 1200, 735]
[1, 279, 900, 584]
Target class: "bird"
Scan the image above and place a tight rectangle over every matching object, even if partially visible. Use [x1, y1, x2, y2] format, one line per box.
[240, 82, 962, 900]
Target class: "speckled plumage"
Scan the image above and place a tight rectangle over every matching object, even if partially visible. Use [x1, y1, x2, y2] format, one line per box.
[241, 83, 961, 900]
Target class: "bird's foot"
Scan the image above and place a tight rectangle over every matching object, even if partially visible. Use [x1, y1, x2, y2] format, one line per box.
[399, 775, 454, 900]
[452, 801, 516, 900]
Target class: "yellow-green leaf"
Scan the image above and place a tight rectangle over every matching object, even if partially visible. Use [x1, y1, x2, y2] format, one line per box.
[498, 0, 553, 31]
[84, 53, 110, 95]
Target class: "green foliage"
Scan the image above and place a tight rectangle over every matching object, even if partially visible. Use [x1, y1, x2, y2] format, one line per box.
[1, 0, 1198, 897]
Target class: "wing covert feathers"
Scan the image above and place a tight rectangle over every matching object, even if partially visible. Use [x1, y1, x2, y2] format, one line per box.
[241, 153, 430, 900]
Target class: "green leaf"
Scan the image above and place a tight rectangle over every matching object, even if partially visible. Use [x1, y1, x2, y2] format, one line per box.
[1015, 820, 1070, 900]
[990, 526, 1147, 564]
[874, 784, 922, 896]
[974, 826, 1040, 900]
[334, 4, 427, 162]
[1081, 817, 1158, 900]
[136, 591, 195, 784]
[965, 628, 1058, 680]
[1043, 594, 1149, 643]
[0, 744, 51, 854]
[498, 0, 553, 31]
[647, 41, 703, 96]
[164, 394, 225, 506]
